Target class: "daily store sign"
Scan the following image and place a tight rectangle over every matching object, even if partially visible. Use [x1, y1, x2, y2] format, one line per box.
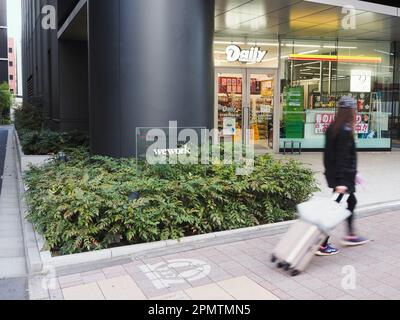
[315, 114, 369, 134]
[225, 45, 267, 63]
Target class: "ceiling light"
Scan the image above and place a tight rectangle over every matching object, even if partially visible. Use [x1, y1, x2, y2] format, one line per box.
[285, 44, 321, 48]
[289, 54, 382, 64]
[298, 50, 320, 55]
[374, 49, 394, 56]
[246, 42, 279, 47]
[214, 40, 245, 45]
[323, 45, 358, 49]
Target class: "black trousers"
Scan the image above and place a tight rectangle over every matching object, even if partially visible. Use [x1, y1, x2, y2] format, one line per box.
[322, 192, 357, 247]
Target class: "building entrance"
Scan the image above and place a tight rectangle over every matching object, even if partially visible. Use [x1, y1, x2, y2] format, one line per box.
[215, 67, 279, 152]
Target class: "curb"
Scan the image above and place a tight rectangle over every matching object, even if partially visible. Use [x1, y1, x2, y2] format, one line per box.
[40, 220, 297, 270]
[14, 127, 45, 275]
[13, 127, 50, 300]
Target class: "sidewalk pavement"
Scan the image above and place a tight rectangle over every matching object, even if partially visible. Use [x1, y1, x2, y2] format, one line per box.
[0, 126, 28, 299]
[44, 208, 400, 300]
[277, 152, 400, 207]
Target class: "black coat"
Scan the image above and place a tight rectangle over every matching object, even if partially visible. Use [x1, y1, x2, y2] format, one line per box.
[323, 124, 357, 193]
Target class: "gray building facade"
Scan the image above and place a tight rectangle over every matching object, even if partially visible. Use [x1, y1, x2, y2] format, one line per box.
[0, 0, 8, 85]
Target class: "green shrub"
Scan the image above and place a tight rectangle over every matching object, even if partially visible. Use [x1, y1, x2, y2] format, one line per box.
[18, 130, 89, 155]
[0, 82, 12, 122]
[25, 150, 319, 255]
[14, 102, 44, 132]
[14, 102, 89, 155]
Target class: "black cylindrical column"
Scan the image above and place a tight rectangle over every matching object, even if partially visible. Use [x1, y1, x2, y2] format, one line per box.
[88, 0, 215, 157]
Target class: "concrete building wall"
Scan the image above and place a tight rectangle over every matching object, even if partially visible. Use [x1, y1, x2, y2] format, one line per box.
[0, 0, 8, 85]
[8, 38, 17, 94]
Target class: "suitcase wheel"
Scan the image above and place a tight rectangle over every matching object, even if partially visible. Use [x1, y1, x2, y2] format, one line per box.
[290, 270, 301, 277]
[277, 262, 285, 269]
[270, 255, 277, 263]
[283, 264, 291, 272]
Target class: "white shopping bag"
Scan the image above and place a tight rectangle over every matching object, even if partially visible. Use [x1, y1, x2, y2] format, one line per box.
[297, 194, 352, 234]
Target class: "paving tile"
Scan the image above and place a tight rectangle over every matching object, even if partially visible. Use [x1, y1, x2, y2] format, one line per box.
[238, 259, 266, 269]
[217, 276, 279, 300]
[208, 270, 232, 282]
[0, 257, 26, 277]
[102, 265, 128, 279]
[62, 283, 105, 300]
[313, 286, 347, 300]
[49, 289, 64, 300]
[97, 276, 146, 300]
[295, 278, 328, 290]
[127, 268, 153, 282]
[271, 289, 291, 300]
[275, 279, 307, 292]
[135, 278, 162, 291]
[369, 284, 400, 300]
[58, 274, 83, 289]
[143, 287, 173, 299]
[218, 261, 243, 271]
[227, 266, 250, 277]
[81, 271, 106, 284]
[186, 276, 213, 287]
[288, 287, 326, 300]
[346, 286, 375, 299]
[192, 248, 221, 258]
[0, 246, 25, 258]
[207, 254, 232, 264]
[358, 275, 387, 289]
[150, 290, 191, 300]
[335, 295, 357, 300]
[246, 273, 265, 285]
[185, 283, 234, 300]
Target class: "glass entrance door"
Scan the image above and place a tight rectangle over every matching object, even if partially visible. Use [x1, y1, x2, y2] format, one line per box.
[216, 69, 246, 143]
[215, 68, 277, 151]
[246, 70, 276, 151]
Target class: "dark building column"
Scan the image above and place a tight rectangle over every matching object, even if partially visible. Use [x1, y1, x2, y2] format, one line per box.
[88, 0, 215, 157]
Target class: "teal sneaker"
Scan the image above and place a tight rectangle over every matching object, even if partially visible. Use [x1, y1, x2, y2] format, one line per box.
[341, 235, 370, 247]
[316, 243, 340, 256]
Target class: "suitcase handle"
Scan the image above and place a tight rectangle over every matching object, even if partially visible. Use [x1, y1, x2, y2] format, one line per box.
[332, 193, 350, 203]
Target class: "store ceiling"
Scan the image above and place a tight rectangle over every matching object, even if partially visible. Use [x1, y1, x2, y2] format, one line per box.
[215, 0, 400, 41]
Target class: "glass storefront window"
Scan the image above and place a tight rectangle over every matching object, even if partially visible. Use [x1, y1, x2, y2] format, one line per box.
[280, 39, 395, 150]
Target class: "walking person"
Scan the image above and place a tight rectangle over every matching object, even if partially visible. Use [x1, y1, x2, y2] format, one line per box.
[317, 95, 370, 256]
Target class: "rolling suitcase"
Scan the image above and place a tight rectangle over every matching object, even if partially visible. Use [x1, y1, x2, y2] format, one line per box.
[271, 194, 352, 276]
[271, 220, 327, 277]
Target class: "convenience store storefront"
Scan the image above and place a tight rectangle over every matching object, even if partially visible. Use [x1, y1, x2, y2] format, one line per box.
[214, 38, 396, 152]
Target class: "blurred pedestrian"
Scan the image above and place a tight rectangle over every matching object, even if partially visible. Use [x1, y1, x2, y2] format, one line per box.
[317, 95, 370, 256]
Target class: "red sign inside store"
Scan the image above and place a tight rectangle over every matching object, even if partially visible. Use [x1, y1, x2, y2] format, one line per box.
[315, 113, 369, 134]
